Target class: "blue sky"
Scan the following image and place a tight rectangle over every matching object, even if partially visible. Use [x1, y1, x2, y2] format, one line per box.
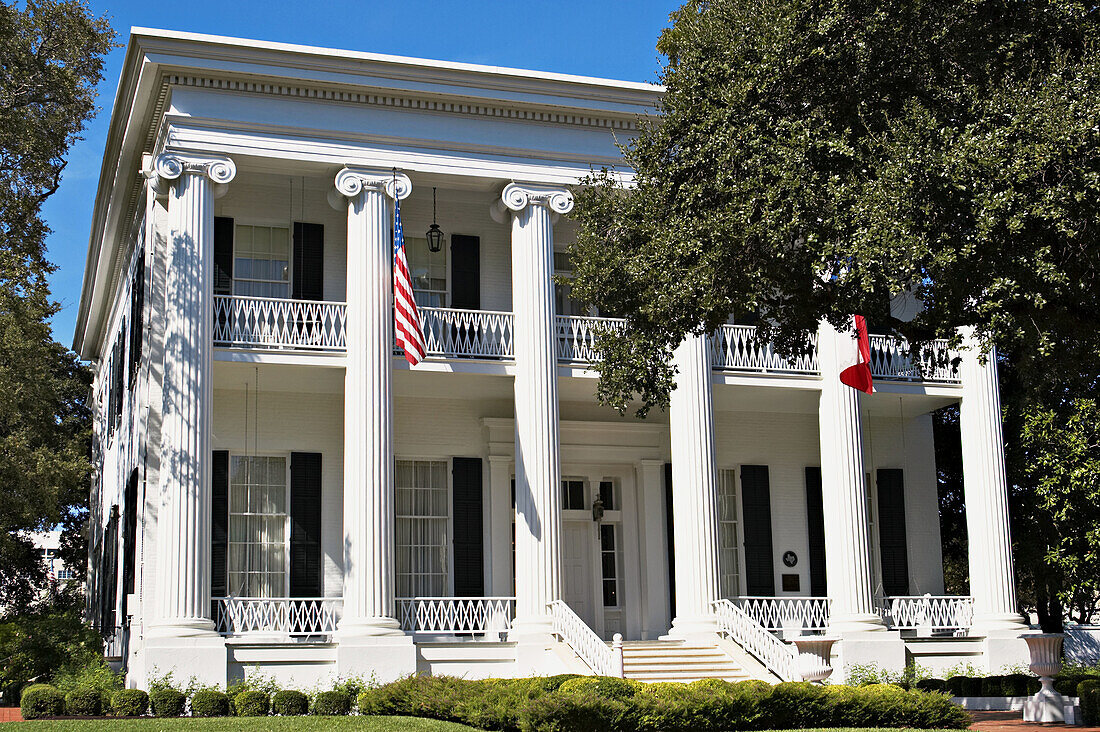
[46, 0, 679, 348]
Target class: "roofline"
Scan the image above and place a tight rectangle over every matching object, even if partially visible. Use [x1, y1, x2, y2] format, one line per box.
[128, 27, 664, 95]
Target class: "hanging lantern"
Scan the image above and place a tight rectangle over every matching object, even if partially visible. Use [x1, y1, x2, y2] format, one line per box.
[426, 187, 444, 253]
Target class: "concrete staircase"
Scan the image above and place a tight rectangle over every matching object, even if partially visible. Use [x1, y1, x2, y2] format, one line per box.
[620, 640, 752, 683]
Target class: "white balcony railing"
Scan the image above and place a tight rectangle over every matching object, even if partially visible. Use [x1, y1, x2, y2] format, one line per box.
[396, 597, 515, 638]
[868, 335, 960, 383]
[735, 596, 832, 632]
[418, 307, 514, 360]
[877, 594, 974, 633]
[711, 325, 819, 375]
[555, 315, 627, 364]
[212, 597, 342, 637]
[213, 295, 347, 351]
[548, 599, 624, 677]
[713, 598, 799, 682]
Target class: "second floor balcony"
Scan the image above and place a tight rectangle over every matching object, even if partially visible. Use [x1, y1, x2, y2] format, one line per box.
[212, 294, 960, 384]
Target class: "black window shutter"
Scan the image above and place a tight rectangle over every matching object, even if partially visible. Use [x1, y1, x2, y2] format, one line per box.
[450, 235, 480, 310]
[211, 451, 229, 598]
[740, 465, 776, 596]
[101, 506, 120, 630]
[290, 452, 323, 597]
[805, 467, 827, 596]
[122, 470, 139, 602]
[214, 217, 234, 296]
[452, 457, 484, 596]
[664, 462, 676, 619]
[128, 255, 144, 385]
[292, 222, 325, 301]
[876, 469, 910, 596]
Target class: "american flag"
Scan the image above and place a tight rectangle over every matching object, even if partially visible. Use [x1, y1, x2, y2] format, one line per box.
[393, 198, 427, 365]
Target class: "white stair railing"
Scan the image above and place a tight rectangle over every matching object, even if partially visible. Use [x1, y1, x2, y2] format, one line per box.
[868, 334, 960, 383]
[418, 308, 514, 360]
[877, 595, 974, 633]
[735, 596, 831, 632]
[396, 597, 515, 639]
[212, 597, 342, 636]
[713, 598, 799, 682]
[711, 325, 819, 374]
[213, 295, 347, 351]
[548, 600, 624, 677]
[554, 315, 627, 364]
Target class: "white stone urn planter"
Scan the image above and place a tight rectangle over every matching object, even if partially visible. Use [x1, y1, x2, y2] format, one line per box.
[1023, 633, 1064, 723]
[792, 636, 838, 683]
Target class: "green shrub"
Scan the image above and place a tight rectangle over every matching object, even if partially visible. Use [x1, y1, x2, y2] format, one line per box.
[517, 686, 629, 732]
[1078, 680, 1100, 726]
[234, 689, 270, 716]
[20, 684, 65, 720]
[54, 658, 123, 697]
[558, 675, 640, 701]
[945, 675, 966, 696]
[762, 681, 835, 728]
[961, 676, 984, 697]
[916, 678, 947, 693]
[312, 690, 352, 716]
[1004, 674, 1037, 696]
[272, 689, 309, 716]
[150, 688, 186, 717]
[64, 685, 102, 716]
[110, 689, 149, 717]
[190, 689, 230, 717]
[980, 675, 1005, 696]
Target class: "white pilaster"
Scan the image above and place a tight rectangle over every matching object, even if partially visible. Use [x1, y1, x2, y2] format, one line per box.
[666, 333, 720, 637]
[492, 182, 572, 639]
[487, 456, 515, 597]
[817, 321, 885, 633]
[332, 166, 416, 680]
[637, 459, 670, 639]
[958, 332, 1028, 645]
[143, 151, 234, 686]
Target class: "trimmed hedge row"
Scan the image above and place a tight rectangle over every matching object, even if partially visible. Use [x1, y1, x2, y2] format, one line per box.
[1079, 680, 1100, 727]
[19, 675, 970, 729]
[919, 674, 1042, 697]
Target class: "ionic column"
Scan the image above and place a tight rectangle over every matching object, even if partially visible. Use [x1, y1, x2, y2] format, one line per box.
[958, 332, 1027, 633]
[491, 182, 572, 635]
[333, 167, 411, 637]
[147, 152, 235, 637]
[817, 321, 886, 632]
[667, 333, 721, 637]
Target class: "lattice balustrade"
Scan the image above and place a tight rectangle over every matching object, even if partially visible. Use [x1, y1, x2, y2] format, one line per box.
[212, 597, 342, 637]
[711, 325, 819, 374]
[735, 596, 832, 631]
[213, 295, 346, 351]
[396, 597, 515, 638]
[877, 595, 974, 633]
[554, 315, 627, 364]
[868, 335, 960, 383]
[713, 598, 799, 681]
[417, 308, 514, 359]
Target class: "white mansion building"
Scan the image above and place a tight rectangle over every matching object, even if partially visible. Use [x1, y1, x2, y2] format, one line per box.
[76, 29, 1032, 689]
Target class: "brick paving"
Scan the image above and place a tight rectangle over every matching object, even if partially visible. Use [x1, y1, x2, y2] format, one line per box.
[0, 708, 21, 723]
[970, 710, 1098, 732]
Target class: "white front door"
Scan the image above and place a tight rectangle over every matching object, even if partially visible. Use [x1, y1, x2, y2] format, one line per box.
[561, 520, 595, 630]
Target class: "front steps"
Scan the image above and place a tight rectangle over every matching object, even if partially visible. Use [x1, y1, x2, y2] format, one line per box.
[621, 640, 751, 683]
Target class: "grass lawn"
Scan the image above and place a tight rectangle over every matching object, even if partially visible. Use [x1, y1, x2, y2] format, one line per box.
[4, 723, 968, 732]
[4, 717, 476, 731]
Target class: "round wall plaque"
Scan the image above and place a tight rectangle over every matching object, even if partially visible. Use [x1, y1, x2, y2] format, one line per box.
[782, 550, 798, 567]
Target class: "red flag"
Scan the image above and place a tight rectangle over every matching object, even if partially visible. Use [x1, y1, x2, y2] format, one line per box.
[839, 315, 874, 394]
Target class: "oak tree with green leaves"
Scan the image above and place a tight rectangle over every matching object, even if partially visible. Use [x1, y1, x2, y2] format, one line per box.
[0, 0, 115, 612]
[569, 0, 1100, 416]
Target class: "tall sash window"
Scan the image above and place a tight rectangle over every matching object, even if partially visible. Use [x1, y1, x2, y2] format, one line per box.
[396, 460, 449, 596]
[228, 455, 289, 596]
[717, 468, 742, 599]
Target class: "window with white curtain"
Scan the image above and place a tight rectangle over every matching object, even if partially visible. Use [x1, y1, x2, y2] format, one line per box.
[395, 460, 449, 597]
[228, 455, 288, 597]
[404, 236, 448, 308]
[717, 468, 742, 599]
[233, 224, 290, 298]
